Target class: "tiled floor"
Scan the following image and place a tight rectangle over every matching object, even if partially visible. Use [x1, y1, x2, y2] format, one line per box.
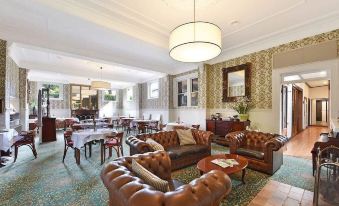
[248, 180, 313, 206]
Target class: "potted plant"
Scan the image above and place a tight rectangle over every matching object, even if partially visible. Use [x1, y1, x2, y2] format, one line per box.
[232, 97, 251, 121]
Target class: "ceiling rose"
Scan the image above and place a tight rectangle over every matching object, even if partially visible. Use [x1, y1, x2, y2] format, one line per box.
[168, 0, 222, 63]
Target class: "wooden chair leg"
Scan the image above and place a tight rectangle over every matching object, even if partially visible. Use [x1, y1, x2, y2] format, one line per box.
[63, 145, 68, 162]
[109, 147, 112, 158]
[120, 146, 124, 156]
[84, 144, 87, 159]
[31, 143, 37, 158]
[14, 146, 18, 163]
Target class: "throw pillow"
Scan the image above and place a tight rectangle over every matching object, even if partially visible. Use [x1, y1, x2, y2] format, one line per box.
[131, 159, 169, 192]
[146, 138, 164, 151]
[176, 129, 196, 145]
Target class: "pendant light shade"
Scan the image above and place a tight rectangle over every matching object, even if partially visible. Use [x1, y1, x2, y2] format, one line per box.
[91, 66, 111, 90]
[169, 21, 221, 62]
[91, 80, 111, 90]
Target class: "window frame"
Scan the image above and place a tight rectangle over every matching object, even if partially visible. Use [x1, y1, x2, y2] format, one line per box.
[173, 72, 198, 108]
[104, 89, 117, 102]
[126, 87, 133, 102]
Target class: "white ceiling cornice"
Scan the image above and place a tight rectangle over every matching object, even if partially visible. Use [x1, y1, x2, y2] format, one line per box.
[209, 11, 339, 64]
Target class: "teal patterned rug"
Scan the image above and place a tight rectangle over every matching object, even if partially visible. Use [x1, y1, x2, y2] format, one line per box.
[0, 132, 314, 206]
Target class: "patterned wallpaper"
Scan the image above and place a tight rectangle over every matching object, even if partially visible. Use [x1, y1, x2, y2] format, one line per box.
[141, 76, 169, 109]
[206, 29, 339, 109]
[28, 81, 70, 110]
[7, 57, 19, 98]
[0, 40, 5, 100]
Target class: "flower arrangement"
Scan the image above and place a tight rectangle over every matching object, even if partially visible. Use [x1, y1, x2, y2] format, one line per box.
[232, 97, 251, 115]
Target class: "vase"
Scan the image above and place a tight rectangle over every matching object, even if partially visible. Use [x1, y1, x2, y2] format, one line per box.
[239, 114, 249, 121]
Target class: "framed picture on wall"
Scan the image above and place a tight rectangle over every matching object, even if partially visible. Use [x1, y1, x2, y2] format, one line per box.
[40, 82, 64, 100]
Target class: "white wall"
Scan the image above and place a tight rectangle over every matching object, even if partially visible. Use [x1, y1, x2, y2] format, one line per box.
[309, 86, 329, 99]
[140, 109, 169, 125]
[170, 108, 207, 130]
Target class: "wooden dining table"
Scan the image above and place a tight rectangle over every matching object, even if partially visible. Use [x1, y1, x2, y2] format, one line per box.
[71, 128, 117, 164]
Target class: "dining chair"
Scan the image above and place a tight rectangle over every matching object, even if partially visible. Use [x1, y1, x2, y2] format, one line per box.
[147, 121, 159, 133]
[102, 132, 124, 161]
[62, 130, 87, 162]
[12, 130, 37, 162]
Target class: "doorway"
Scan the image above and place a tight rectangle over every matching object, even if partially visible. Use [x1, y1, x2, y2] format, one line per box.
[310, 98, 329, 126]
[291, 85, 303, 137]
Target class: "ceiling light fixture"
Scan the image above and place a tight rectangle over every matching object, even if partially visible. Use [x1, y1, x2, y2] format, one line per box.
[91, 67, 111, 90]
[169, 0, 222, 62]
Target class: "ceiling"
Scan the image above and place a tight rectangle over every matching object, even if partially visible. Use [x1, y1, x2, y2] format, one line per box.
[9, 43, 164, 88]
[306, 80, 329, 88]
[1, 0, 339, 85]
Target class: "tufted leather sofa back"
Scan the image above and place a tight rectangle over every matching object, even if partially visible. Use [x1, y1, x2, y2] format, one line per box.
[101, 151, 232, 206]
[244, 131, 277, 148]
[114, 150, 172, 181]
[137, 131, 180, 149]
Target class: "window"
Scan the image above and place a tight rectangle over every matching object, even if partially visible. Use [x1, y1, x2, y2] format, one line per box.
[70, 84, 98, 110]
[148, 81, 159, 99]
[104, 90, 117, 101]
[178, 80, 187, 106]
[42, 83, 63, 100]
[127, 87, 133, 101]
[174, 73, 198, 107]
[191, 78, 198, 106]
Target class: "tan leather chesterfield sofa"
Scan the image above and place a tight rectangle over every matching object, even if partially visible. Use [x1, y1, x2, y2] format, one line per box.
[126, 130, 213, 170]
[101, 151, 232, 206]
[227, 130, 288, 174]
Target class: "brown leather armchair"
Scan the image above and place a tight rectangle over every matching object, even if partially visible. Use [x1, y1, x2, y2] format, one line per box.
[126, 130, 213, 170]
[101, 151, 232, 206]
[227, 131, 288, 174]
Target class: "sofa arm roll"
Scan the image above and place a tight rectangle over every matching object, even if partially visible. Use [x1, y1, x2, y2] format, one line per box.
[227, 131, 247, 153]
[126, 136, 153, 154]
[192, 130, 213, 147]
[265, 135, 288, 151]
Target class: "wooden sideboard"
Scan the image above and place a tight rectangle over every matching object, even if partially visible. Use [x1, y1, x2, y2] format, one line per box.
[206, 119, 250, 146]
[42, 117, 56, 142]
[71, 109, 98, 121]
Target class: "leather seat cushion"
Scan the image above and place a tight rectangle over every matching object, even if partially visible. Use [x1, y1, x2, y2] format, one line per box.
[236, 147, 264, 160]
[166, 145, 208, 159]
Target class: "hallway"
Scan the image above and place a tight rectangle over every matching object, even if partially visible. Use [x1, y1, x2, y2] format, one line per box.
[283, 126, 329, 158]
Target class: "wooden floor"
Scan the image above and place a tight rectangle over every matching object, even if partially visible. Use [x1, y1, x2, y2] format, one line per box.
[283, 126, 329, 158]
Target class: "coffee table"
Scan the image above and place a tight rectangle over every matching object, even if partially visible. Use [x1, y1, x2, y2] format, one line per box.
[197, 154, 248, 184]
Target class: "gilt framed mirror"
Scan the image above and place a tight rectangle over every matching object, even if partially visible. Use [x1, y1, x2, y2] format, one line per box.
[222, 63, 251, 102]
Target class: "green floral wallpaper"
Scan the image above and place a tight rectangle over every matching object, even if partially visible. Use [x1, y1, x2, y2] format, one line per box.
[206, 29, 339, 109]
[141, 76, 169, 109]
[0, 40, 6, 100]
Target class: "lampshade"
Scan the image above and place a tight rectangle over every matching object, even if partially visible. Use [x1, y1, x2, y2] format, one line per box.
[91, 81, 111, 90]
[169, 21, 222, 62]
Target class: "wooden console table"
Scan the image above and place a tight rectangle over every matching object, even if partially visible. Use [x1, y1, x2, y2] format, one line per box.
[206, 119, 250, 146]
